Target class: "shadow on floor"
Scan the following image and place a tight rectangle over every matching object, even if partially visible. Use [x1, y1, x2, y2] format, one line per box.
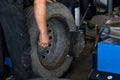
[64, 40, 95, 80]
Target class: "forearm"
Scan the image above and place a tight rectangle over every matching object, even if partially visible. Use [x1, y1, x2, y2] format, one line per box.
[34, 0, 47, 34]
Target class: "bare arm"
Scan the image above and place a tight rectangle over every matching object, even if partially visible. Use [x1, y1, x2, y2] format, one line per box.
[34, 0, 49, 48]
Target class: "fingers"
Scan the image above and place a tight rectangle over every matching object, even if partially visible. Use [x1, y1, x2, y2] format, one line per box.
[47, 0, 56, 3]
[47, 0, 53, 3]
[38, 33, 50, 48]
[52, 0, 56, 1]
[38, 41, 49, 48]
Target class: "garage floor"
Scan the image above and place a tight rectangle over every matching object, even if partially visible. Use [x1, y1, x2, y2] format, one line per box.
[64, 29, 97, 80]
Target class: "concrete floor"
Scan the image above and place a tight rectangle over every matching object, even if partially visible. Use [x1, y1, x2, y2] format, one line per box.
[64, 29, 97, 80]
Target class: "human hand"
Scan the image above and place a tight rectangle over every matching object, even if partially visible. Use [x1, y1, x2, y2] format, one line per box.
[38, 32, 50, 48]
[47, 0, 56, 3]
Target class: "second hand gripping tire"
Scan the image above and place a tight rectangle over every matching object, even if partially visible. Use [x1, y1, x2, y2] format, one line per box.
[25, 2, 76, 78]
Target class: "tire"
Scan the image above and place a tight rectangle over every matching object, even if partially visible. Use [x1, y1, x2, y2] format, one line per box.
[25, 2, 75, 77]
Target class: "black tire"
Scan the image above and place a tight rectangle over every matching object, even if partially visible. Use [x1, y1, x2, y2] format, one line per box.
[25, 2, 75, 77]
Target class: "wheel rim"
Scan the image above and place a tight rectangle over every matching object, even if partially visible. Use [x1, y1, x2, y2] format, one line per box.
[37, 18, 68, 70]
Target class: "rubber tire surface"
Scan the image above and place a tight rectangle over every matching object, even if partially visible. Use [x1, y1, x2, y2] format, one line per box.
[25, 2, 75, 78]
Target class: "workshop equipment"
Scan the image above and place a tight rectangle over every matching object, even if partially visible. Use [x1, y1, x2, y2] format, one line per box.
[89, 38, 120, 80]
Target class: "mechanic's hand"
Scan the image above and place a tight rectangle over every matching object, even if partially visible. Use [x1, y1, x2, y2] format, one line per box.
[38, 33, 50, 48]
[47, 0, 56, 3]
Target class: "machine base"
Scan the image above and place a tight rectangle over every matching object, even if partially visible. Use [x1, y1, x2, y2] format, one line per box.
[89, 69, 120, 80]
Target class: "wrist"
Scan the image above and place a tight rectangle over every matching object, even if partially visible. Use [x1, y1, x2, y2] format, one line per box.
[38, 27, 48, 34]
[40, 31, 48, 34]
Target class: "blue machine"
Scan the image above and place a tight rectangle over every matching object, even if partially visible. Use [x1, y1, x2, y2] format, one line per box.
[98, 38, 120, 74]
[89, 38, 120, 80]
